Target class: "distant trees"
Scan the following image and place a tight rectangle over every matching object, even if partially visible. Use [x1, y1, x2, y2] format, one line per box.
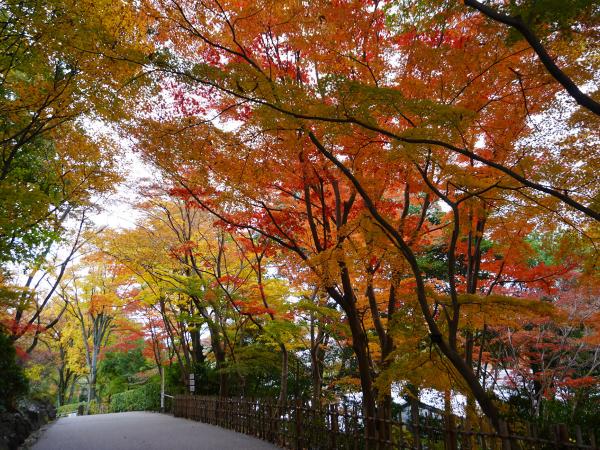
[61, 254, 134, 412]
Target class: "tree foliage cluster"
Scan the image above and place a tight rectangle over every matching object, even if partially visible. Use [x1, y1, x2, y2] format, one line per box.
[0, 0, 598, 441]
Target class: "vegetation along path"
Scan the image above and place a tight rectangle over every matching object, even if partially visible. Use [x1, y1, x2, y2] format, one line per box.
[32, 412, 279, 450]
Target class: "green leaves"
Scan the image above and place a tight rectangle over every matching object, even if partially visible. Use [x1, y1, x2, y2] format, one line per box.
[0, 331, 29, 411]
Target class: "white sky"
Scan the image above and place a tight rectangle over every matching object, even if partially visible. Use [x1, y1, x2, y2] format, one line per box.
[89, 149, 155, 230]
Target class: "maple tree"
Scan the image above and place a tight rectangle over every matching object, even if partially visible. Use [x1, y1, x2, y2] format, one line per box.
[61, 252, 136, 412]
[101, 190, 302, 403]
[2, 211, 91, 352]
[130, 0, 599, 435]
[0, 0, 598, 444]
[0, 0, 148, 265]
[0, 0, 150, 365]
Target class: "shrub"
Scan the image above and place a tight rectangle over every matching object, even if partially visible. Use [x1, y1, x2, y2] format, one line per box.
[0, 331, 28, 411]
[57, 402, 83, 416]
[109, 383, 161, 413]
[88, 400, 103, 415]
[57, 400, 104, 416]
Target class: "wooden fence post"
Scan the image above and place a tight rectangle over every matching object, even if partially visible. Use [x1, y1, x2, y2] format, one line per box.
[498, 419, 511, 450]
[397, 412, 405, 450]
[557, 423, 569, 450]
[294, 399, 302, 450]
[575, 425, 583, 447]
[267, 400, 273, 443]
[411, 398, 421, 450]
[445, 414, 457, 450]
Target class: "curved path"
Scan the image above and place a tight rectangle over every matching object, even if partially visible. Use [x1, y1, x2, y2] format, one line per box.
[32, 412, 279, 450]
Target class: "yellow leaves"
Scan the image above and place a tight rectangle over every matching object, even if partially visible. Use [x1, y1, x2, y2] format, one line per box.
[433, 293, 561, 330]
[306, 246, 346, 288]
[332, 376, 362, 391]
[59, 320, 89, 376]
[24, 364, 45, 384]
[376, 332, 460, 393]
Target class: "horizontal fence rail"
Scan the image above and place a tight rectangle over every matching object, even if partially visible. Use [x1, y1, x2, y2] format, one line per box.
[172, 395, 598, 450]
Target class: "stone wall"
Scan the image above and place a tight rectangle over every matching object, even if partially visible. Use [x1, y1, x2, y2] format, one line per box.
[0, 399, 56, 450]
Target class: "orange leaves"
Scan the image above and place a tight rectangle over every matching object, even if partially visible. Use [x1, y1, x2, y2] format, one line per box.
[561, 376, 598, 390]
[169, 240, 198, 259]
[111, 0, 600, 414]
[233, 299, 276, 317]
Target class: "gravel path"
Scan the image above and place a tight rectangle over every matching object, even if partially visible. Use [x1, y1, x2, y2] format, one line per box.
[32, 412, 280, 450]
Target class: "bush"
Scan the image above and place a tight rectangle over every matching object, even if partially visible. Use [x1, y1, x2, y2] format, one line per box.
[109, 383, 161, 413]
[56, 400, 106, 416]
[88, 399, 103, 415]
[57, 402, 83, 416]
[57, 400, 104, 416]
[0, 331, 28, 411]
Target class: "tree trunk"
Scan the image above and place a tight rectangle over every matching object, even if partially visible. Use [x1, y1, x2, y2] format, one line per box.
[215, 344, 228, 397]
[376, 393, 393, 444]
[346, 307, 378, 445]
[190, 328, 204, 364]
[310, 325, 326, 407]
[277, 343, 288, 408]
[67, 377, 78, 404]
[435, 337, 501, 431]
[86, 350, 98, 414]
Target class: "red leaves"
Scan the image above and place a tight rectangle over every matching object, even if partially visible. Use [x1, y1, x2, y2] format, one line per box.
[14, 345, 29, 361]
[561, 376, 597, 389]
[169, 240, 198, 258]
[216, 274, 246, 289]
[2, 318, 47, 342]
[233, 299, 276, 317]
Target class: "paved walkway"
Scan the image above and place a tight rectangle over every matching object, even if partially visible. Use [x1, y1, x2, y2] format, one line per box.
[32, 412, 279, 450]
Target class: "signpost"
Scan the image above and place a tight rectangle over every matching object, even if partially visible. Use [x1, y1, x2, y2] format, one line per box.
[189, 373, 195, 393]
[160, 366, 165, 411]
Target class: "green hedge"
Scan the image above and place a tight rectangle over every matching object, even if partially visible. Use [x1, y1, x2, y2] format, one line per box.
[109, 383, 160, 413]
[57, 402, 83, 416]
[57, 400, 102, 416]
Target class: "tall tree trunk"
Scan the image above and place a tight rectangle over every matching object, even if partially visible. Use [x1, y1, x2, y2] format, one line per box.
[86, 347, 98, 414]
[67, 377, 77, 404]
[346, 307, 378, 445]
[310, 321, 326, 407]
[277, 343, 288, 408]
[190, 328, 204, 364]
[376, 393, 393, 444]
[215, 343, 228, 397]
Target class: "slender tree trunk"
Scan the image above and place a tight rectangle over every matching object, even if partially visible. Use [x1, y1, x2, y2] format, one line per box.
[86, 348, 98, 414]
[277, 343, 288, 408]
[67, 377, 78, 404]
[444, 389, 451, 417]
[376, 393, 393, 443]
[409, 385, 421, 450]
[57, 370, 65, 407]
[310, 323, 326, 407]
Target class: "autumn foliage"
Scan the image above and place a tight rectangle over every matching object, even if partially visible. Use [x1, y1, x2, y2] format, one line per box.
[0, 0, 598, 441]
